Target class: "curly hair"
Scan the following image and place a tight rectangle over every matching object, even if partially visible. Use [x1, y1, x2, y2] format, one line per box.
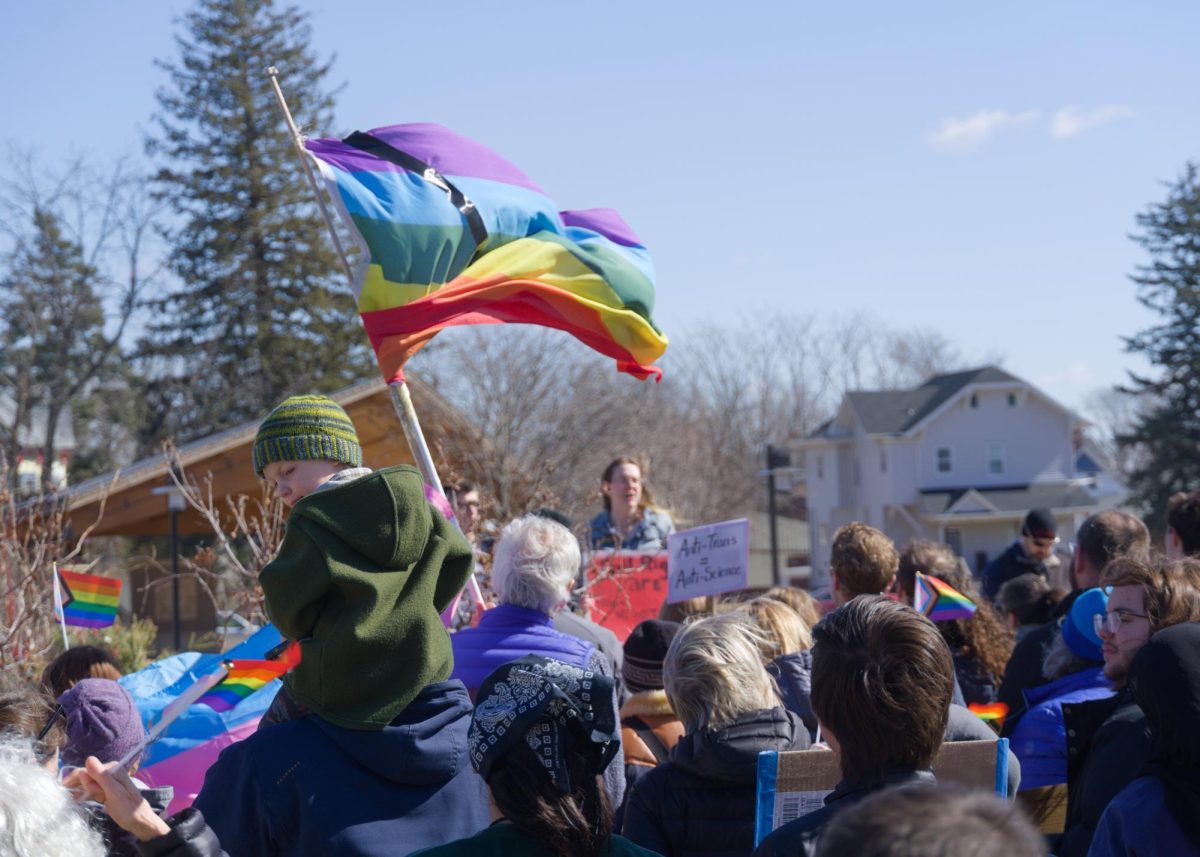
[931, 559, 1014, 687]
[898, 541, 1013, 687]
[830, 523, 899, 597]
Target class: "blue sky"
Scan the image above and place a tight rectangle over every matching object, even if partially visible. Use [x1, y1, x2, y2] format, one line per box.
[4, 2, 1198, 410]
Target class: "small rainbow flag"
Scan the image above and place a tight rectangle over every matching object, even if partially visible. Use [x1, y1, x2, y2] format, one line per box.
[195, 642, 301, 713]
[56, 569, 121, 628]
[968, 702, 1009, 724]
[913, 572, 977, 622]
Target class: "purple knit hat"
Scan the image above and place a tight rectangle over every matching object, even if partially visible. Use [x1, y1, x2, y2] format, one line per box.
[57, 678, 145, 768]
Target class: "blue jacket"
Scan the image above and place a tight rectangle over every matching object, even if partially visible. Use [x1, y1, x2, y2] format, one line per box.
[589, 508, 675, 550]
[193, 680, 490, 857]
[1011, 666, 1112, 791]
[450, 603, 595, 693]
[1088, 776, 1197, 856]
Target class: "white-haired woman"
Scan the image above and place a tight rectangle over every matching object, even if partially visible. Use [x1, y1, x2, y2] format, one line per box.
[621, 613, 811, 857]
[450, 514, 627, 806]
[0, 737, 105, 857]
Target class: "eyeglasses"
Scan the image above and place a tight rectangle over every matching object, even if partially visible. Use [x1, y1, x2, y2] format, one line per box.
[1093, 609, 1150, 635]
[1029, 536, 1060, 549]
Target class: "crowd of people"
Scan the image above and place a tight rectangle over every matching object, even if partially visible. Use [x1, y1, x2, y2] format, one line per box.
[2, 393, 1199, 856]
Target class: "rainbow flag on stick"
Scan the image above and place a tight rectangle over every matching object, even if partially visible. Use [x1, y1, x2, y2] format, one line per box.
[56, 568, 121, 628]
[306, 124, 668, 383]
[195, 642, 301, 713]
[913, 572, 977, 623]
[969, 702, 1009, 725]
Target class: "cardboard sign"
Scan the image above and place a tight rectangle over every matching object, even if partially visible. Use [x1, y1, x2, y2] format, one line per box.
[667, 518, 750, 604]
[585, 550, 668, 641]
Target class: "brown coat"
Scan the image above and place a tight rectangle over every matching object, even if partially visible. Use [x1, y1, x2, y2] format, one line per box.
[620, 690, 685, 769]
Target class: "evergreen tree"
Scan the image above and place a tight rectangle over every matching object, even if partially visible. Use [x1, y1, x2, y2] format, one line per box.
[0, 210, 110, 489]
[1119, 162, 1200, 523]
[144, 0, 370, 442]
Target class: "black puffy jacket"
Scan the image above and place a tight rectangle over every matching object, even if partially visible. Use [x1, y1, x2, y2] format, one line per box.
[1057, 689, 1151, 857]
[621, 707, 811, 857]
[136, 809, 227, 857]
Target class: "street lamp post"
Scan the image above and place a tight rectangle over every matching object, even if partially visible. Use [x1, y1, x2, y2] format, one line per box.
[152, 482, 187, 651]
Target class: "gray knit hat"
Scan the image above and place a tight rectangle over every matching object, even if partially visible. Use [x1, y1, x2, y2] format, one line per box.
[253, 395, 363, 477]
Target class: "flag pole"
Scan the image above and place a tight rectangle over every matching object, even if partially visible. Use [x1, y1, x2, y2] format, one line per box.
[265, 66, 486, 615]
[52, 562, 70, 651]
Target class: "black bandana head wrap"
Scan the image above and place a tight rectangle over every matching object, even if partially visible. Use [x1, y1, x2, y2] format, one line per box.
[1130, 621, 1200, 852]
[469, 655, 618, 794]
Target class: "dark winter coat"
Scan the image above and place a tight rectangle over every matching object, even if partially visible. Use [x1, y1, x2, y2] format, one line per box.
[1090, 622, 1200, 856]
[752, 770, 936, 857]
[621, 707, 811, 857]
[998, 591, 1078, 737]
[981, 541, 1049, 602]
[768, 651, 817, 735]
[1057, 689, 1151, 857]
[193, 680, 491, 857]
[135, 809, 226, 857]
[952, 651, 1000, 707]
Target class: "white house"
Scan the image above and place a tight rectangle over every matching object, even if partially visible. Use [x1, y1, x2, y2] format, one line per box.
[800, 366, 1126, 594]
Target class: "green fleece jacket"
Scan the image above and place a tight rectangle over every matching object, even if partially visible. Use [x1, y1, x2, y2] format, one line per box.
[259, 465, 473, 730]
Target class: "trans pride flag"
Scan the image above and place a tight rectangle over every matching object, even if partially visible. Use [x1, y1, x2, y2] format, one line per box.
[306, 124, 668, 382]
[55, 569, 121, 628]
[120, 626, 286, 814]
[913, 572, 978, 623]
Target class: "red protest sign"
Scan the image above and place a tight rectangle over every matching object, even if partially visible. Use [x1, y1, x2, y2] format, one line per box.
[585, 550, 668, 642]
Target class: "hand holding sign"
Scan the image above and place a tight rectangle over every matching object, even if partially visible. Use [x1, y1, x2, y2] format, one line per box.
[667, 519, 750, 604]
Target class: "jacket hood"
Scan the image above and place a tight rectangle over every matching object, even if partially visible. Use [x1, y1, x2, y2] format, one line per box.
[1025, 665, 1108, 709]
[311, 680, 475, 786]
[672, 706, 809, 784]
[291, 465, 432, 569]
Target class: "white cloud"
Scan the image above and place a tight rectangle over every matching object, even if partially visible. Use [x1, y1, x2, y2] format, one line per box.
[927, 109, 1039, 152]
[1050, 105, 1134, 139]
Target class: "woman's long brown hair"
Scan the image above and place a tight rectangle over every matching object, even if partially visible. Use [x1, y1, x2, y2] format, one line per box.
[488, 739, 614, 857]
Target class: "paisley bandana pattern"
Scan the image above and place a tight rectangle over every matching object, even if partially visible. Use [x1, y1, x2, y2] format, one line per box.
[469, 655, 618, 793]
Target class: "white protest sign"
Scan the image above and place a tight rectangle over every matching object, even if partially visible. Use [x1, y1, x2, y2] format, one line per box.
[667, 518, 750, 603]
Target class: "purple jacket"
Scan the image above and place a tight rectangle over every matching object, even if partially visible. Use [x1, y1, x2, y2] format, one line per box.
[450, 603, 595, 693]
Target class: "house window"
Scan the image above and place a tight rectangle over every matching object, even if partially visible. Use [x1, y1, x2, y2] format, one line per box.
[969, 394, 979, 408]
[975, 550, 989, 574]
[936, 447, 952, 474]
[1007, 393, 1017, 407]
[945, 528, 963, 556]
[879, 446, 887, 473]
[986, 442, 1006, 476]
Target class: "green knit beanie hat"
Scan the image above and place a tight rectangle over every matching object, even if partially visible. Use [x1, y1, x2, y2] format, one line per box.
[253, 395, 363, 477]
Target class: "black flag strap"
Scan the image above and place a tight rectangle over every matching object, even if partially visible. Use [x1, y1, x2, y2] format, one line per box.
[343, 131, 489, 251]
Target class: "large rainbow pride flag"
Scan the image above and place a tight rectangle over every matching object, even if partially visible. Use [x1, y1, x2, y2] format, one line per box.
[306, 124, 667, 382]
[56, 569, 121, 628]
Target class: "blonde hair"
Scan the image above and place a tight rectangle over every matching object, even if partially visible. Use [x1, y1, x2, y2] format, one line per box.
[743, 598, 812, 660]
[664, 613, 780, 733]
[764, 586, 823, 631]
